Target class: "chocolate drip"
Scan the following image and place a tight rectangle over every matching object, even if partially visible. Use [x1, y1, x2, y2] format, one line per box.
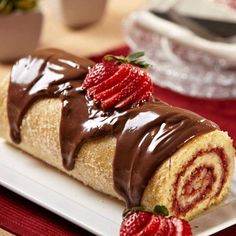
[8, 49, 95, 168]
[113, 102, 218, 206]
[7, 49, 218, 207]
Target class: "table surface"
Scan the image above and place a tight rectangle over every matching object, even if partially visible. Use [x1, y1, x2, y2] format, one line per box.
[0, 0, 235, 235]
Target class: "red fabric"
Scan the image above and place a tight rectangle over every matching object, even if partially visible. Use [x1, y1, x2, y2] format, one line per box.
[0, 186, 92, 236]
[0, 45, 235, 236]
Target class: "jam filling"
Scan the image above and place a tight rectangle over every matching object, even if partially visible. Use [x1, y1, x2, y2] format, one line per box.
[172, 148, 228, 215]
[7, 49, 218, 207]
[182, 166, 215, 196]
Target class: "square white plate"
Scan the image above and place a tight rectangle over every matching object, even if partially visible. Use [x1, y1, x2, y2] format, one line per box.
[0, 139, 236, 236]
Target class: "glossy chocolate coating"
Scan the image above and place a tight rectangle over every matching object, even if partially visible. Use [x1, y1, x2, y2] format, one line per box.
[8, 48, 94, 168]
[7, 49, 218, 207]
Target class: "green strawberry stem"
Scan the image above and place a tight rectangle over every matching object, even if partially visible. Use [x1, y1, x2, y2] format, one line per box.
[153, 205, 169, 217]
[104, 51, 150, 69]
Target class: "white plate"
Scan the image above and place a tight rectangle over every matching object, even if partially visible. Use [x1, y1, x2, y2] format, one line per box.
[0, 139, 235, 236]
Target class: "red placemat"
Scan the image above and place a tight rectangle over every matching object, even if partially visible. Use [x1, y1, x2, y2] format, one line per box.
[0, 186, 92, 236]
[1, 45, 236, 236]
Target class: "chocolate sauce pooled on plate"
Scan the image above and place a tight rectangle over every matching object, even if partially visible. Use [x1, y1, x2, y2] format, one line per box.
[7, 49, 218, 207]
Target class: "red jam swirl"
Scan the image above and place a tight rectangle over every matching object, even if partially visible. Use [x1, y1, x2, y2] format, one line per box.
[172, 148, 228, 215]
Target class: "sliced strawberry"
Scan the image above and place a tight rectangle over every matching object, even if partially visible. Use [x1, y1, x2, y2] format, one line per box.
[120, 205, 192, 236]
[138, 214, 161, 235]
[170, 217, 192, 236]
[115, 80, 152, 109]
[120, 211, 152, 236]
[93, 65, 139, 103]
[87, 65, 131, 97]
[82, 61, 118, 90]
[140, 215, 171, 236]
[82, 52, 153, 111]
[139, 90, 153, 104]
[158, 216, 170, 235]
[166, 218, 176, 236]
[101, 68, 147, 109]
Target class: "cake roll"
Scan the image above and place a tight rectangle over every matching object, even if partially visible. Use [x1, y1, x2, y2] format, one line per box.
[0, 49, 234, 220]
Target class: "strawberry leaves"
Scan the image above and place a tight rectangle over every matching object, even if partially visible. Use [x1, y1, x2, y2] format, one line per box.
[104, 51, 150, 69]
[154, 205, 169, 217]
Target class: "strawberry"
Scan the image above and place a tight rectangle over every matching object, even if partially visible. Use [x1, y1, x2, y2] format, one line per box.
[120, 211, 152, 235]
[170, 217, 192, 236]
[82, 61, 119, 90]
[120, 205, 192, 236]
[82, 52, 152, 110]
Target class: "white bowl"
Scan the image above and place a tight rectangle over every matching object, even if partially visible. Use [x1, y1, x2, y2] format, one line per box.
[0, 10, 43, 62]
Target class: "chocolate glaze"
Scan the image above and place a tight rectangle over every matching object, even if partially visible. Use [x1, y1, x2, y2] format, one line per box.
[8, 49, 94, 169]
[113, 103, 218, 206]
[7, 49, 218, 207]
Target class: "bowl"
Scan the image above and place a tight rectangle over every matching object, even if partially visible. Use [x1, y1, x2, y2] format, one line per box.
[124, 10, 236, 99]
